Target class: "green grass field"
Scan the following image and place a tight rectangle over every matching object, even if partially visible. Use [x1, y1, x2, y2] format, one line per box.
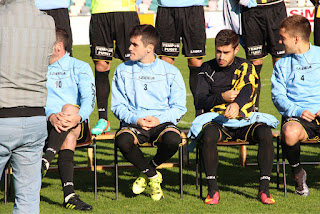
[1, 38, 320, 213]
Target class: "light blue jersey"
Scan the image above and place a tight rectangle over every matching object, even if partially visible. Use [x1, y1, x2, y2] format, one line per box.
[111, 57, 187, 125]
[271, 44, 320, 117]
[45, 53, 96, 123]
[157, 0, 204, 7]
[35, 0, 70, 10]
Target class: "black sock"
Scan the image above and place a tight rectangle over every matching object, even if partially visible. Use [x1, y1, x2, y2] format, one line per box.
[116, 132, 156, 177]
[188, 66, 201, 99]
[254, 64, 262, 112]
[58, 149, 75, 198]
[152, 132, 181, 166]
[95, 69, 110, 120]
[283, 142, 302, 175]
[43, 129, 70, 165]
[201, 124, 220, 196]
[251, 124, 274, 193]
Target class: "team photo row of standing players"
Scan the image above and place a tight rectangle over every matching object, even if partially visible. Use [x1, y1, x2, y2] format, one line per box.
[1, 0, 319, 213]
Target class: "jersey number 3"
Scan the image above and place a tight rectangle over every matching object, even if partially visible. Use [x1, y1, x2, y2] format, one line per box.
[144, 84, 147, 90]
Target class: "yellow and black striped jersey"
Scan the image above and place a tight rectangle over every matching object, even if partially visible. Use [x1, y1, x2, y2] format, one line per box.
[195, 57, 259, 118]
[255, 0, 283, 6]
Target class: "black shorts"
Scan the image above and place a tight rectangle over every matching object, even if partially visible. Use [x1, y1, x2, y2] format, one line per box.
[46, 119, 90, 145]
[202, 122, 267, 144]
[116, 122, 180, 146]
[89, 12, 140, 61]
[155, 6, 206, 58]
[242, 1, 287, 60]
[42, 8, 73, 55]
[282, 117, 320, 142]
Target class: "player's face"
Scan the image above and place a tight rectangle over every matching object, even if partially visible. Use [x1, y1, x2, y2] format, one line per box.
[279, 28, 296, 54]
[49, 43, 60, 65]
[129, 35, 149, 63]
[215, 44, 239, 67]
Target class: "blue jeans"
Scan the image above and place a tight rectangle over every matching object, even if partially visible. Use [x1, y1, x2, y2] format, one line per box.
[0, 116, 47, 214]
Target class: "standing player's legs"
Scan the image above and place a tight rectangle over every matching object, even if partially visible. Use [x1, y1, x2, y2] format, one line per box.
[89, 13, 113, 135]
[92, 60, 111, 135]
[281, 118, 309, 196]
[242, 7, 266, 112]
[315, 4, 320, 46]
[156, 6, 206, 115]
[181, 6, 206, 100]
[42, 8, 73, 55]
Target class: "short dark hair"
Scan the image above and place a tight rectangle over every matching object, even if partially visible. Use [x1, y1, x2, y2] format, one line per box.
[215, 29, 239, 49]
[55, 28, 69, 50]
[280, 15, 311, 42]
[129, 24, 160, 48]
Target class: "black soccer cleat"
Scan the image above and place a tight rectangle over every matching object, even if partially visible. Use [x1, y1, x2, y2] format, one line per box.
[63, 194, 93, 211]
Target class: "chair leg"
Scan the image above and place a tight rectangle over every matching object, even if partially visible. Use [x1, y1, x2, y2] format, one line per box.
[281, 140, 287, 197]
[179, 145, 183, 199]
[199, 146, 203, 199]
[196, 143, 199, 190]
[114, 141, 119, 200]
[276, 136, 280, 190]
[239, 145, 247, 166]
[93, 140, 97, 201]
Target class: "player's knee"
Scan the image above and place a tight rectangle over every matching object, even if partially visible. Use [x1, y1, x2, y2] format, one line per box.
[282, 123, 302, 146]
[115, 132, 135, 153]
[202, 124, 220, 144]
[94, 60, 110, 71]
[253, 124, 273, 145]
[188, 57, 202, 67]
[61, 104, 78, 114]
[161, 131, 181, 148]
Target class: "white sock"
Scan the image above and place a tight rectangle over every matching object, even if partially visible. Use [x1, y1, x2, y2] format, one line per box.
[42, 158, 50, 170]
[149, 173, 158, 180]
[65, 193, 76, 203]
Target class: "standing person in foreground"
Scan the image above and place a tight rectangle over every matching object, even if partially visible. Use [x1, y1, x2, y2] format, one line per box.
[35, 0, 73, 55]
[271, 15, 320, 197]
[42, 28, 95, 210]
[155, 0, 206, 115]
[241, 0, 287, 110]
[0, 0, 55, 213]
[90, 0, 140, 135]
[194, 29, 276, 205]
[111, 25, 187, 201]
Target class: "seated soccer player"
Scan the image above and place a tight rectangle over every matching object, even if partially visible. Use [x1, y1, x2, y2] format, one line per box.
[42, 28, 95, 210]
[194, 29, 277, 205]
[111, 25, 187, 201]
[271, 15, 320, 197]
